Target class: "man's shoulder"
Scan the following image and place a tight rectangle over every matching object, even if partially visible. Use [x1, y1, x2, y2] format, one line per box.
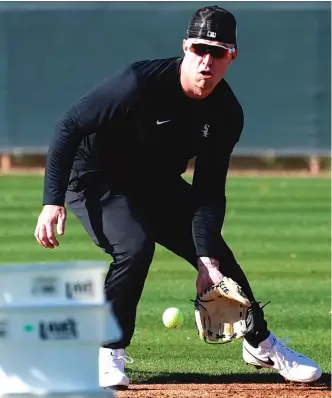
[79, 63, 139, 105]
[211, 80, 244, 138]
[78, 57, 180, 110]
[129, 57, 181, 79]
[217, 79, 243, 113]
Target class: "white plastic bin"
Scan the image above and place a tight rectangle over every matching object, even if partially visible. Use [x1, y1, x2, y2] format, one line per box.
[0, 302, 122, 394]
[0, 262, 108, 305]
[1, 391, 114, 398]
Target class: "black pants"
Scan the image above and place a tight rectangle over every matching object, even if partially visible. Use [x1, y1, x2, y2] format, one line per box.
[65, 170, 265, 349]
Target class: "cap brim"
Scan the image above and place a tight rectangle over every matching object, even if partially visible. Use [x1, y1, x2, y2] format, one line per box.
[187, 38, 233, 48]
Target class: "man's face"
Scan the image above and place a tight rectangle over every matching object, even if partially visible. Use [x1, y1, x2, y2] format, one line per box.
[182, 38, 237, 93]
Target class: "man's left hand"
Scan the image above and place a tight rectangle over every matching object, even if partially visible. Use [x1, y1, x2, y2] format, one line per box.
[194, 257, 251, 344]
[196, 257, 223, 294]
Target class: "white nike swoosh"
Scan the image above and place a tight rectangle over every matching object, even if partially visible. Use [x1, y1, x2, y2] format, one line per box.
[244, 346, 275, 367]
[156, 120, 171, 125]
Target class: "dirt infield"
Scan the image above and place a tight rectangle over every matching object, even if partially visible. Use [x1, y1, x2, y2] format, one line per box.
[116, 383, 330, 398]
[116, 374, 331, 398]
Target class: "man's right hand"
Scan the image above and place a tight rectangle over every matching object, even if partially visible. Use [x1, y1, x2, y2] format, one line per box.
[34, 205, 67, 249]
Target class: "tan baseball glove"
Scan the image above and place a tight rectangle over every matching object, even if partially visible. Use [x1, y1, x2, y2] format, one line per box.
[194, 277, 252, 344]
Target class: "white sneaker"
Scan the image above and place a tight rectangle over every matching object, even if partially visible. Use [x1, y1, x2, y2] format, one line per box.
[243, 333, 322, 383]
[99, 347, 133, 390]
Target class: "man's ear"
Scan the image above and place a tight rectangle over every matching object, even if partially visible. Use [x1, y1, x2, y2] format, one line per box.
[229, 48, 238, 64]
[182, 39, 189, 54]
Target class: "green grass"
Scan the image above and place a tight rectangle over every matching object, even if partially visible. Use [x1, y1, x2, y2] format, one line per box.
[0, 174, 330, 383]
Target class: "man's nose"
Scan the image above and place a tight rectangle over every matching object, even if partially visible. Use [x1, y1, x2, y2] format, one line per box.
[202, 52, 213, 64]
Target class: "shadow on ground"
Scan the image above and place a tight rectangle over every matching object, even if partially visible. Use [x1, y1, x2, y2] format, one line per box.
[127, 370, 331, 389]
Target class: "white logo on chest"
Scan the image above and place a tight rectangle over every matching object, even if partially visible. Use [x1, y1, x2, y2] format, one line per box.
[202, 124, 210, 138]
[156, 120, 171, 125]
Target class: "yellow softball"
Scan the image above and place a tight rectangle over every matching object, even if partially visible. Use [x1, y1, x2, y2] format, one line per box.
[162, 307, 184, 328]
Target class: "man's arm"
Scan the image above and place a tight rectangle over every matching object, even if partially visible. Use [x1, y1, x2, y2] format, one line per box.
[192, 150, 232, 259]
[43, 105, 89, 206]
[35, 66, 138, 249]
[192, 105, 244, 260]
[43, 68, 137, 206]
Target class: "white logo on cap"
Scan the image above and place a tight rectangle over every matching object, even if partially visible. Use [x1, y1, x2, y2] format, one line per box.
[207, 31, 216, 38]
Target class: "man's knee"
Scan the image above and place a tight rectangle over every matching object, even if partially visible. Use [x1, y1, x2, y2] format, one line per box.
[113, 234, 155, 267]
[104, 234, 155, 297]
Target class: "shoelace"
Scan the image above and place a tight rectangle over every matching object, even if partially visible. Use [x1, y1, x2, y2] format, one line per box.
[110, 354, 134, 366]
[272, 337, 304, 367]
[279, 337, 291, 346]
[117, 355, 134, 364]
[104, 354, 134, 374]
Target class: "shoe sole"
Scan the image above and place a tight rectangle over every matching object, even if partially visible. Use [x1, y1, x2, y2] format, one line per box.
[245, 362, 273, 370]
[103, 385, 129, 391]
[246, 362, 322, 383]
[283, 373, 322, 384]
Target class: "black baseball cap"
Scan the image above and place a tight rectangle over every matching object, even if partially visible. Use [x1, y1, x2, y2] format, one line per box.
[186, 5, 237, 46]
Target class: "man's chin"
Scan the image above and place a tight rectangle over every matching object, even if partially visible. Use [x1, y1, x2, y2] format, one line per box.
[196, 79, 215, 90]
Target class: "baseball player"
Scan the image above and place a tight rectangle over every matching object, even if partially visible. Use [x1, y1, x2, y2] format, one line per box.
[34, 6, 321, 390]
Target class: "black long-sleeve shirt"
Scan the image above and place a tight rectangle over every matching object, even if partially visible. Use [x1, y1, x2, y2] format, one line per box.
[43, 57, 243, 258]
